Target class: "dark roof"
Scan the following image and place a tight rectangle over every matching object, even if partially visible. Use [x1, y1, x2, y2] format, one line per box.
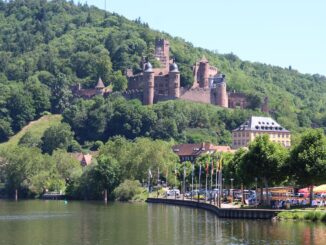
[172, 143, 233, 157]
[233, 116, 290, 133]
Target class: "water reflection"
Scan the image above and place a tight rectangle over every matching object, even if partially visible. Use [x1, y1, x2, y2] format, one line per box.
[147, 204, 326, 245]
[0, 200, 325, 245]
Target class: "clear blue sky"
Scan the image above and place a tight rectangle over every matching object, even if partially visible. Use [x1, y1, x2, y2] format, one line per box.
[86, 0, 325, 75]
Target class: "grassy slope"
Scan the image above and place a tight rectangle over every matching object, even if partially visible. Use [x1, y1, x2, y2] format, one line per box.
[0, 114, 62, 148]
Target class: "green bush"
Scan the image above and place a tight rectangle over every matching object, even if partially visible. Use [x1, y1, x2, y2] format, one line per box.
[304, 211, 322, 221]
[321, 212, 326, 222]
[113, 179, 144, 202]
[304, 211, 315, 220]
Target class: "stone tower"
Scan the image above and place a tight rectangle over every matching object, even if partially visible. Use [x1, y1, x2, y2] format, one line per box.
[216, 74, 228, 108]
[198, 58, 209, 88]
[168, 60, 180, 98]
[143, 62, 154, 105]
[95, 77, 105, 95]
[155, 39, 170, 70]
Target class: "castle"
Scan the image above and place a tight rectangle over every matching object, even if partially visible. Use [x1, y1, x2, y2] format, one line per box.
[125, 39, 268, 111]
[72, 39, 268, 112]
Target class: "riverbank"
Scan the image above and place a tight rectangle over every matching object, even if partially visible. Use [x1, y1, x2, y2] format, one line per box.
[276, 209, 326, 222]
[146, 198, 279, 219]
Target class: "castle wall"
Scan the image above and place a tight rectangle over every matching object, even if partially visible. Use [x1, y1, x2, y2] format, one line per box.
[179, 88, 215, 104]
[128, 75, 144, 90]
[228, 92, 248, 109]
[154, 75, 169, 95]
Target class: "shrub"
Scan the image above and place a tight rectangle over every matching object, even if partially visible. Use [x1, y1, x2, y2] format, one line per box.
[304, 211, 322, 221]
[113, 179, 144, 201]
[321, 212, 326, 222]
[304, 211, 315, 220]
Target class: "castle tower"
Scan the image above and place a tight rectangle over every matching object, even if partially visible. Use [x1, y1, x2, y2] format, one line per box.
[198, 57, 209, 88]
[168, 60, 180, 98]
[143, 62, 155, 105]
[216, 74, 228, 108]
[155, 39, 170, 70]
[95, 77, 105, 95]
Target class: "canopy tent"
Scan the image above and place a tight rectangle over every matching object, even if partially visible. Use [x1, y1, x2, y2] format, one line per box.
[298, 187, 310, 193]
[298, 187, 315, 197]
[313, 184, 326, 193]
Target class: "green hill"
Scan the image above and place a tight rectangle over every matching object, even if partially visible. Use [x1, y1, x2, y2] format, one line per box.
[0, 0, 325, 143]
[0, 114, 62, 148]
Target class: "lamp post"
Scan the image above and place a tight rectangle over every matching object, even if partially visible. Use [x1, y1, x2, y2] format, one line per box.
[230, 178, 234, 203]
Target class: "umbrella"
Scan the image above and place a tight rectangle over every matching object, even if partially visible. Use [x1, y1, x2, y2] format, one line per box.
[298, 187, 310, 193]
[313, 184, 326, 193]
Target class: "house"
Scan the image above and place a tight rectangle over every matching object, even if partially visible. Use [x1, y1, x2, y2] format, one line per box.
[71, 152, 94, 167]
[232, 116, 291, 149]
[172, 142, 234, 163]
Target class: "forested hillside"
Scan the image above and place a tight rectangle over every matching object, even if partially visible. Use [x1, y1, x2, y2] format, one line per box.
[1, 0, 326, 143]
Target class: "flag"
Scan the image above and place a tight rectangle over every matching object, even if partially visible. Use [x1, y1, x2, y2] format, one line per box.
[199, 164, 202, 176]
[218, 155, 223, 171]
[148, 169, 152, 178]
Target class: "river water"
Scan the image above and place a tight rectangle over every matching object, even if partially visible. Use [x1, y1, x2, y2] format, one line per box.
[0, 200, 325, 245]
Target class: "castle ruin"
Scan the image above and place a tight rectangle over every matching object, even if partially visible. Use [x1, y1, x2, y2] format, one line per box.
[72, 39, 269, 112]
[125, 39, 267, 110]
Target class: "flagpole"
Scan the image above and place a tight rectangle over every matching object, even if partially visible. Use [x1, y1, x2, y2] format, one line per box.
[191, 163, 194, 200]
[157, 167, 160, 186]
[198, 163, 201, 191]
[174, 164, 177, 188]
[210, 160, 213, 191]
[148, 168, 151, 193]
[205, 164, 208, 202]
[183, 165, 186, 200]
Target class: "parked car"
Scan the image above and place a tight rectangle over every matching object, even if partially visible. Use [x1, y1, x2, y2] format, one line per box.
[166, 189, 180, 197]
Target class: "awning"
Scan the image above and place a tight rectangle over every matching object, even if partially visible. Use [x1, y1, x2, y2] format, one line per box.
[313, 184, 326, 193]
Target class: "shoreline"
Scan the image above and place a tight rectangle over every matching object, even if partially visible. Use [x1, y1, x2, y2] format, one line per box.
[146, 198, 279, 219]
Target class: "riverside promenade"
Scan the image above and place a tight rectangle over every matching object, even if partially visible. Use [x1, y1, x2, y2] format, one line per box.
[146, 197, 279, 219]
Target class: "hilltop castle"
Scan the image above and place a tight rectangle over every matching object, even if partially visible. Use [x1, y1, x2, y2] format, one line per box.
[72, 39, 268, 112]
[125, 39, 268, 111]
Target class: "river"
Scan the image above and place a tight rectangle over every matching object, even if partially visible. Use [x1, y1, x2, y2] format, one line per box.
[0, 200, 325, 245]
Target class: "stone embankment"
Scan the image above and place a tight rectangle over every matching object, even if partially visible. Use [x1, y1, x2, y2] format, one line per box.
[146, 198, 279, 219]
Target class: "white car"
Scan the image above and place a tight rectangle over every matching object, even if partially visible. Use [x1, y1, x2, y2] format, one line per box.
[166, 189, 180, 196]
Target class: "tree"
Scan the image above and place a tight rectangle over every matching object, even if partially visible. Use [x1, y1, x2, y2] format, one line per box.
[7, 92, 36, 131]
[52, 149, 82, 182]
[240, 135, 288, 205]
[80, 155, 121, 200]
[18, 131, 41, 148]
[113, 179, 143, 201]
[0, 146, 48, 198]
[41, 123, 74, 154]
[0, 118, 13, 142]
[288, 129, 326, 205]
[111, 70, 128, 92]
